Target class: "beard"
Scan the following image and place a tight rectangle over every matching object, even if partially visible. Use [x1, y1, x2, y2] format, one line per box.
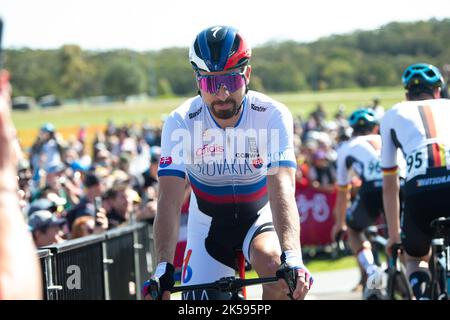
[210, 98, 239, 119]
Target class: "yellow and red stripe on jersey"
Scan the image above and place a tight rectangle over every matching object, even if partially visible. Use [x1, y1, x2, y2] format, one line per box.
[382, 166, 398, 176]
[337, 184, 351, 191]
[418, 105, 447, 168]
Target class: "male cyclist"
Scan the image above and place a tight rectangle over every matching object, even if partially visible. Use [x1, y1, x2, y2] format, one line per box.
[142, 26, 312, 300]
[331, 108, 387, 299]
[381, 63, 450, 299]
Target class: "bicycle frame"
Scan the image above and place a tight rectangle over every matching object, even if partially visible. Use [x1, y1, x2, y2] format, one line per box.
[429, 217, 450, 300]
[361, 226, 412, 299]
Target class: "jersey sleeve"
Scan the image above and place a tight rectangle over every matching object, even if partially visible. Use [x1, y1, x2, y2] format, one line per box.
[336, 144, 350, 186]
[157, 113, 187, 180]
[380, 109, 399, 173]
[265, 105, 297, 169]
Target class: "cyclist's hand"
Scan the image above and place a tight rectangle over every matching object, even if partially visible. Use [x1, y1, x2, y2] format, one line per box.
[386, 235, 401, 257]
[141, 262, 174, 300]
[331, 222, 347, 242]
[276, 251, 313, 300]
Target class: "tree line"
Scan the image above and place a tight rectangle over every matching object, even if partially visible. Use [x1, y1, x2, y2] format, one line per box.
[4, 18, 450, 100]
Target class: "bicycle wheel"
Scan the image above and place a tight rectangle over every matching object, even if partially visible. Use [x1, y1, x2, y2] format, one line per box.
[387, 267, 412, 300]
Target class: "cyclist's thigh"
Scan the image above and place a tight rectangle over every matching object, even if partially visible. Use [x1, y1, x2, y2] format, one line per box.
[402, 198, 434, 258]
[182, 210, 235, 286]
[181, 208, 246, 300]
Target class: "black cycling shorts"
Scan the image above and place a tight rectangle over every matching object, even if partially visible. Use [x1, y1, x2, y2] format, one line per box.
[402, 168, 450, 257]
[346, 181, 384, 232]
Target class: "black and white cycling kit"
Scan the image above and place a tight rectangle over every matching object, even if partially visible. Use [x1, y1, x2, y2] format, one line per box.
[158, 90, 296, 297]
[336, 134, 385, 231]
[380, 98, 450, 257]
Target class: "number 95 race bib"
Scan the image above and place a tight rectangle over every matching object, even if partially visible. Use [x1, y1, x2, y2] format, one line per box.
[406, 144, 450, 181]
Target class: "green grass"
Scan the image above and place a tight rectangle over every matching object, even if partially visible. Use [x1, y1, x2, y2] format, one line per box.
[12, 86, 405, 147]
[304, 255, 358, 273]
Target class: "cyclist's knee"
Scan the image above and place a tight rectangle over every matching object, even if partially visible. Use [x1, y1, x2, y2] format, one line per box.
[251, 249, 280, 277]
[249, 232, 281, 276]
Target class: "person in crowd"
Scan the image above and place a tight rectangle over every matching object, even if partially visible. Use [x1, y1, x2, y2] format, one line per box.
[29, 209, 65, 247]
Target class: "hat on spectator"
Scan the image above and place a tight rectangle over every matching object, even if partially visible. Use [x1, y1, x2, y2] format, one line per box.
[94, 142, 107, 152]
[28, 198, 58, 216]
[84, 172, 101, 188]
[66, 203, 96, 231]
[70, 161, 90, 172]
[46, 192, 67, 207]
[313, 149, 328, 161]
[112, 169, 130, 186]
[41, 123, 55, 133]
[150, 146, 161, 163]
[126, 188, 141, 204]
[46, 162, 66, 174]
[28, 210, 66, 232]
[18, 159, 30, 171]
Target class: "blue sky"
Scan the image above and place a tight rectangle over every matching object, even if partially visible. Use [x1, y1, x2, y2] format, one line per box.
[0, 0, 449, 51]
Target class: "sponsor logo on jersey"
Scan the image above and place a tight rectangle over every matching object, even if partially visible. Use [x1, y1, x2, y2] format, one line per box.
[251, 103, 267, 112]
[253, 158, 264, 169]
[195, 144, 224, 156]
[416, 174, 450, 187]
[159, 156, 173, 168]
[235, 152, 260, 159]
[189, 107, 202, 119]
[182, 249, 193, 283]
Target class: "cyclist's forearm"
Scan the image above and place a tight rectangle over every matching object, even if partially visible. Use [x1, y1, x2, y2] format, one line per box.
[334, 189, 349, 224]
[154, 198, 182, 264]
[382, 175, 400, 239]
[267, 169, 300, 252]
[154, 177, 185, 265]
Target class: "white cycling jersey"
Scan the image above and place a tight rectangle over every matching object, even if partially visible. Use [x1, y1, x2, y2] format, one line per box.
[158, 91, 296, 287]
[158, 90, 296, 219]
[336, 134, 383, 186]
[380, 98, 450, 182]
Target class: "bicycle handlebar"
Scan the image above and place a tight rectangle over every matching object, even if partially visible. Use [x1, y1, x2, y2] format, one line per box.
[170, 276, 279, 294]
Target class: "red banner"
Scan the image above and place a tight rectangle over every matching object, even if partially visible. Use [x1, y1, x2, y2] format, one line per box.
[296, 187, 337, 246]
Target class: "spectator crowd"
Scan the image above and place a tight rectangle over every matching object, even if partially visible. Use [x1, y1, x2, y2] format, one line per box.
[16, 99, 384, 249]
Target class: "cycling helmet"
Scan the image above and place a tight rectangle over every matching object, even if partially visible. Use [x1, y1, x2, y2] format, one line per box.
[348, 108, 378, 129]
[402, 63, 443, 89]
[41, 123, 55, 133]
[189, 25, 251, 72]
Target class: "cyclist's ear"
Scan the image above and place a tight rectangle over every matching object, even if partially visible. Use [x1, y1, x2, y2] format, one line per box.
[245, 65, 252, 84]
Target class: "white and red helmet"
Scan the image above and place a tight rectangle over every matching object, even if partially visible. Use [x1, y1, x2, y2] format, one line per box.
[189, 25, 251, 72]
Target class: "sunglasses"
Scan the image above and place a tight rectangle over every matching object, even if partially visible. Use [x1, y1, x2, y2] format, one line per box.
[196, 69, 247, 95]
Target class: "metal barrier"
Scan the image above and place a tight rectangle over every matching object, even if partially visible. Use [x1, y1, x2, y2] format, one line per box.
[135, 223, 154, 300]
[104, 225, 136, 300]
[38, 222, 154, 300]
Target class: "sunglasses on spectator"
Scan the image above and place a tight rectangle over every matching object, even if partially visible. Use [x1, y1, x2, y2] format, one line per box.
[196, 68, 247, 95]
